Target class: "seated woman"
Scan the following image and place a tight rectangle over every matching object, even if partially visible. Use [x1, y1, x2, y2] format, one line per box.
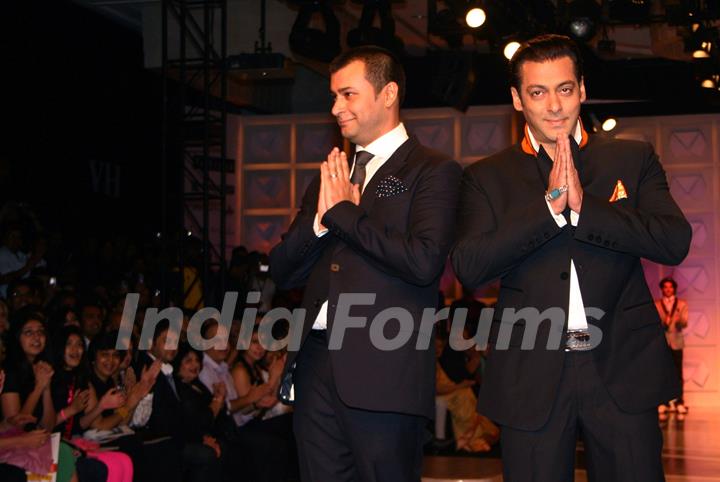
[231, 328, 286, 420]
[1, 310, 56, 430]
[87, 332, 155, 433]
[87, 331, 166, 482]
[173, 343, 224, 482]
[0, 367, 50, 482]
[0, 308, 103, 482]
[51, 326, 133, 482]
[435, 330, 499, 453]
[232, 328, 296, 481]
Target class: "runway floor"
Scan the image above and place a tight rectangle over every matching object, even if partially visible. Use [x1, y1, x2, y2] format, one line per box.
[422, 408, 720, 482]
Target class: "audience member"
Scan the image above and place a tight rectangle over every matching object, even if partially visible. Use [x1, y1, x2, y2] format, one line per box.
[435, 330, 498, 452]
[0, 225, 46, 299]
[80, 300, 105, 347]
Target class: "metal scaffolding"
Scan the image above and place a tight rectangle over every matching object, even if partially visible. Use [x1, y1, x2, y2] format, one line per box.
[161, 0, 229, 307]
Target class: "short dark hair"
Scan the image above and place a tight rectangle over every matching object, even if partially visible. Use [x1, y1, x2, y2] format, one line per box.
[659, 277, 678, 291]
[172, 342, 203, 374]
[151, 319, 171, 344]
[87, 330, 120, 364]
[509, 34, 584, 90]
[329, 46, 406, 105]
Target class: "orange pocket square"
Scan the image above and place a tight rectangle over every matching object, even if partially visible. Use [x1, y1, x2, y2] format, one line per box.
[609, 180, 628, 202]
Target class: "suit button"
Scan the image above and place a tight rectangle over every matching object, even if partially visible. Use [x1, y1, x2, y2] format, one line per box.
[587, 234, 594, 241]
[560, 272, 569, 280]
[604, 240, 610, 247]
[330, 263, 340, 272]
[313, 299, 322, 308]
[596, 236, 602, 243]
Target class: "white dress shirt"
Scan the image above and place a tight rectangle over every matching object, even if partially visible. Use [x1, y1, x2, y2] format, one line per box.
[528, 122, 588, 332]
[662, 296, 676, 314]
[310, 122, 409, 330]
[199, 353, 253, 427]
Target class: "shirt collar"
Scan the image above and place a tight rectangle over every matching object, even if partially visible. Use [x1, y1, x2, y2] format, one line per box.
[356, 122, 408, 160]
[202, 353, 227, 373]
[521, 119, 588, 157]
[148, 352, 174, 376]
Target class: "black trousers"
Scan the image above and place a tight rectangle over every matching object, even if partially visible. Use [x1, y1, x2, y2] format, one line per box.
[293, 330, 426, 482]
[671, 349, 684, 404]
[183, 442, 222, 482]
[500, 351, 665, 482]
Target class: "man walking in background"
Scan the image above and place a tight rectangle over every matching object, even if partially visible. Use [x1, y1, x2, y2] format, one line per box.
[655, 276, 689, 419]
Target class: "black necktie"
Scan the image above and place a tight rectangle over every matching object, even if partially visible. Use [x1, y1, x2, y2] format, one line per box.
[350, 151, 375, 189]
[166, 373, 179, 399]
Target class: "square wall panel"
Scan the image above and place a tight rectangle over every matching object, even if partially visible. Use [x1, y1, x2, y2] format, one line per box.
[668, 257, 716, 301]
[244, 170, 290, 209]
[405, 117, 455, 158]
[684, 213, 716, 258]
[295, 169, 318, 209]
[461, 116, 511, 158]
[684, 301, 718, 348]
[243, 124, 291, 164]
[683, 346, 718, 392]
[242, 215, 289, 253]
[666, 167, 715, 211]
[297, 123, 343, 164]
[661, 123, 714, 165]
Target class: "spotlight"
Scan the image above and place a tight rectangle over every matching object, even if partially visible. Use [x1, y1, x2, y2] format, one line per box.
[683, 23, 718, 59]
[504, 41, 521, 60]
[347, 0, 404, 53]
[566, 0, 601, 42]
[288, 0, 341, 62]
[569, 18, 594, 40]
[701, 78, 716, 88]
[588, 112, 616, 133]
[465, 7, 486, 28]
[601, 118, 617, 131]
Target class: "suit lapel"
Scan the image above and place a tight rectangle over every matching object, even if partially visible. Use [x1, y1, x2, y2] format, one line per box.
[359, 136, 417, 213]
[331, 137, 416, 258]
[535, 146, 553, 190]
[570, 135, 585, 180]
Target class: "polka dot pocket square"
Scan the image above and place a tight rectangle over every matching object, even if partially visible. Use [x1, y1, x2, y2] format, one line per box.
[376, 175, 409, 198]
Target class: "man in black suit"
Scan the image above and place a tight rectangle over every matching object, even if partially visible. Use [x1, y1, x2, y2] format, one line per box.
[451, 34, 691, 481]
[270, 46, 461, 482]
[135, 320, 220, 482]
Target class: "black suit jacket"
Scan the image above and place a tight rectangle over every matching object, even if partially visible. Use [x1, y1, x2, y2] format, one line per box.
[270, 135, 462, 418]
[134, 352, 183, 440]
[451, 136, 691, 431]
